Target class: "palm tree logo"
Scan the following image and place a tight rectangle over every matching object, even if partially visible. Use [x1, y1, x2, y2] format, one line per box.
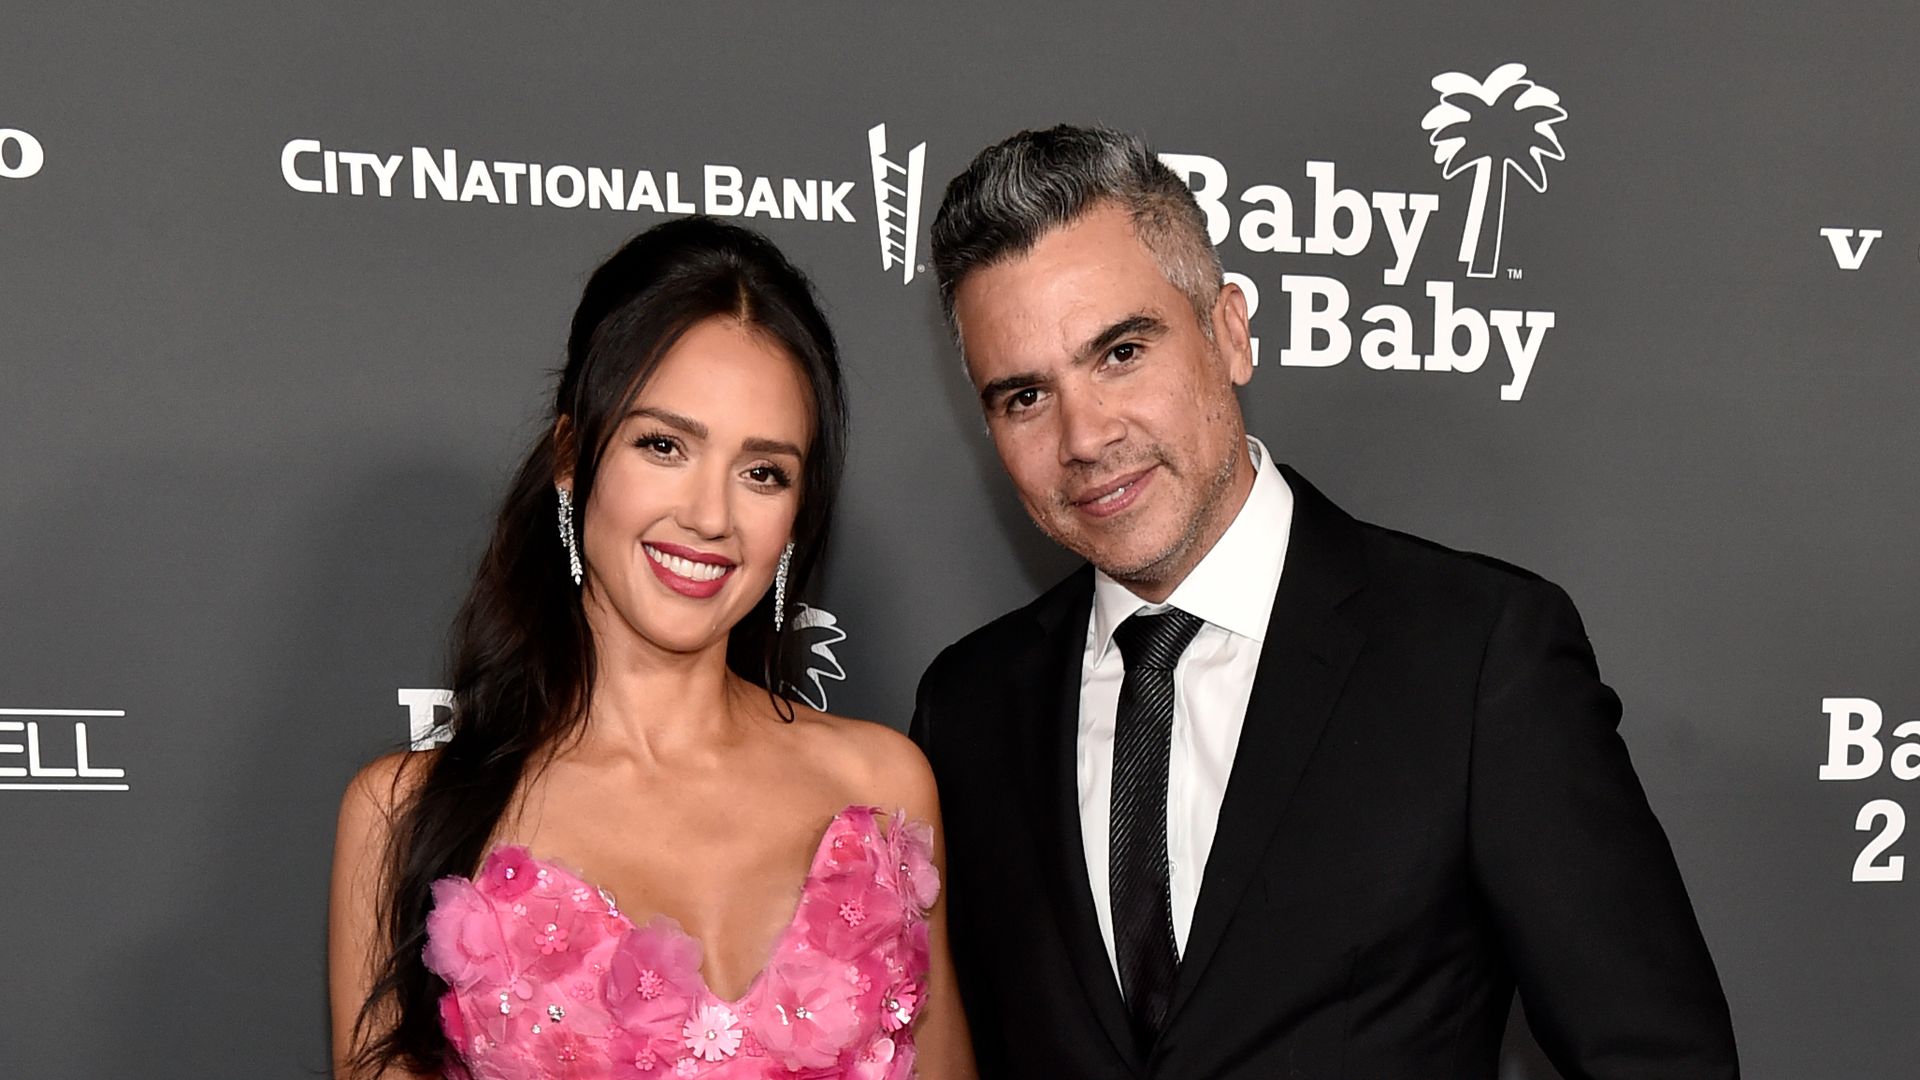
[1420, 63, 1567, 278]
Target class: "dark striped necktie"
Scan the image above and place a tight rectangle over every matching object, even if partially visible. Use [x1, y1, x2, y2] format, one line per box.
[1109, 606, 1205, 1052]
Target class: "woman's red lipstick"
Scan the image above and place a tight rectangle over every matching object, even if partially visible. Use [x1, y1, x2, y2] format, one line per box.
[642, 541, 736, 599]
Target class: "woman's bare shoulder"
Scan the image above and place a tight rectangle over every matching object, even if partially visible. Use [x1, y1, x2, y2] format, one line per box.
[795, 706, 938, 823]
[339, 749, 434, 837]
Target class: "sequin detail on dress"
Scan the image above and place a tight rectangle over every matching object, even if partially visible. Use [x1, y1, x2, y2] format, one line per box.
[424, 805, 936, 1079]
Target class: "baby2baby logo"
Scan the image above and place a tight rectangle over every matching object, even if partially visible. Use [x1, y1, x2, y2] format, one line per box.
[1820, 696, 1917, 883]
[1161, 62, 1566, 401]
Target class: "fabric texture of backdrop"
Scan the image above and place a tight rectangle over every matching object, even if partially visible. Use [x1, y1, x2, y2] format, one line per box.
[0, 3, 1914, 1077]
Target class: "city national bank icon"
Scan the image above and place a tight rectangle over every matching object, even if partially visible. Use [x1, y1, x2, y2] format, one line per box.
[0, 708, 128, 791]
[280, 139, 860, 223]
[1420, 62, 1567, 279]
[280, 127, 929, 284]
[867, 124, 925, 285]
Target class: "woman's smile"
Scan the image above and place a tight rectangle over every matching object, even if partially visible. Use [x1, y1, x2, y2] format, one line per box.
[643, 540, 737, 598]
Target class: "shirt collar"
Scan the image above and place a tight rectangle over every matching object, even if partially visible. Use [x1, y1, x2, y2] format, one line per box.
[1090, 436, 1295, 661]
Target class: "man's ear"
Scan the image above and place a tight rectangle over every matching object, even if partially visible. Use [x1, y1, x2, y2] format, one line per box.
[1214, 281, 1254, 386]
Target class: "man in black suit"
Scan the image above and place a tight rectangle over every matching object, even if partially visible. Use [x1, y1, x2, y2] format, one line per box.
[909, 125, 1738, 1079]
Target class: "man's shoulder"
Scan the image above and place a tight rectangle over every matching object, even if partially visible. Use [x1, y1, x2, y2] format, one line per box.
[1343, 513, 1576, 626]
[1286, 464, 1560, 608]
[921, 565, 1088, 687]
[1354, 516, 1543, 585]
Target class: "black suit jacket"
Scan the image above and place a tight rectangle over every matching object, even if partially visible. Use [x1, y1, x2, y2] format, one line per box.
[910, 467, 1737, 1079]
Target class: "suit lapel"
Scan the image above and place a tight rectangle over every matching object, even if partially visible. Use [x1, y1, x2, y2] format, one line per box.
[1012, 566, 1144, 1072]
[1167, 467, 1369, 1022]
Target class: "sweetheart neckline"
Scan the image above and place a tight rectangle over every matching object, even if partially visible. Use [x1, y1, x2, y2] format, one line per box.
[476, 803, 900, 1006]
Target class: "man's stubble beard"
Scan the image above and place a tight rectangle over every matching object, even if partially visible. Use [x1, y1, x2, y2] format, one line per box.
[1096, 425, 1243, 590]
[1038, 383, 1247, 589]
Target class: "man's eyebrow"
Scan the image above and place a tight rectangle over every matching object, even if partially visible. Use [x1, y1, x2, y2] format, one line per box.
[626, 406, 708, 439]
[978, 371, 1046, 409]
[975, 313, 1170, 410]
[1076, 313, 1169, 363]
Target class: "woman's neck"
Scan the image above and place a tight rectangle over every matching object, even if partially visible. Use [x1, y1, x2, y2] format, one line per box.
[570, 606, 756, 767]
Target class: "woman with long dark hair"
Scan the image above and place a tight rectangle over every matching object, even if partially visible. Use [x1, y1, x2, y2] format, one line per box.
[328, 218, 973, 1079]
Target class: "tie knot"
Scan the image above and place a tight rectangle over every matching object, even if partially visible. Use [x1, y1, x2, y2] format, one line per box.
[1113, 608, 1204, 672]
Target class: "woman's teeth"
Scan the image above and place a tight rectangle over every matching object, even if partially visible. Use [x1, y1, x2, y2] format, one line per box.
[644, 545, 730, 581]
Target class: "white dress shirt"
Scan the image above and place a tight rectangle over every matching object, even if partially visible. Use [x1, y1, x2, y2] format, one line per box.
[1077, 436, 1294, 980]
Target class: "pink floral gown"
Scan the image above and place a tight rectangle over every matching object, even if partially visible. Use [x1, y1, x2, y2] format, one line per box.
[424, 805, 939, 1079]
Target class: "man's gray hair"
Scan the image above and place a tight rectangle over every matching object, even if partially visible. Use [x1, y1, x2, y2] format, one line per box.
[929, 124, 1224, 351]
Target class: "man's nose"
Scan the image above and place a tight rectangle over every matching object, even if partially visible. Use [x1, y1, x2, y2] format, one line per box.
[1057, 386, 1126, 465]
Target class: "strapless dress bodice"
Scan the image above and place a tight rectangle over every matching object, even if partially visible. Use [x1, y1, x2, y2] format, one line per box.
[423, 805, 938, 1079]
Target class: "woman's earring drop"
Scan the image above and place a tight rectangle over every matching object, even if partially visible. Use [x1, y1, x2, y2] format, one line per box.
[772, 542, 794, 631]
[556, 486, 583, 586]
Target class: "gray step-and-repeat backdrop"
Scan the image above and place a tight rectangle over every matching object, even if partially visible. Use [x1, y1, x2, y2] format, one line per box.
[2, 3, 1913, 1077]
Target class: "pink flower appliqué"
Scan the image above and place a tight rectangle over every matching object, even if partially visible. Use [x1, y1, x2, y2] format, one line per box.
[610, 1030, 684, 1079]
[885, 817, 941, 913]
[604, 917, 705, 1030]
[437, 988, 471, 1046]
[883, 1037, 917, 1080]
[898, 919, 931, 983]
[821, 814, 876, 875]
[423, 878, 514, 990]
[481, 847, 541, 902]
[801, 868, 901, 957]
[466, 1044, 554, 1080]
[534, 921, 571, 955]
[852, 1035, 904, 1080]
[879, 980, 919, 1032]
[751, 959, 862, 1070]
[509, 893, 595, 981]
[683, 1002, 744, 1062]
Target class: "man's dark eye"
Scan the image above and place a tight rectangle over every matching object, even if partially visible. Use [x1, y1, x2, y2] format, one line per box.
[1109, 343, 1138, 363]
[1009, 388, 1041, 412]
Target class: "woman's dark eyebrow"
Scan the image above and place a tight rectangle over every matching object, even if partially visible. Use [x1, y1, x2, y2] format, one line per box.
[630, 407, 800, 458]
[627, 406, 707, 438]
[743, 436, 804, 459]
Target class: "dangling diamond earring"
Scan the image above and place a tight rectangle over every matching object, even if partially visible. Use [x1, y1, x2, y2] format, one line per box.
[556, 485, 583, 586]
[772, 541, 794, 631]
